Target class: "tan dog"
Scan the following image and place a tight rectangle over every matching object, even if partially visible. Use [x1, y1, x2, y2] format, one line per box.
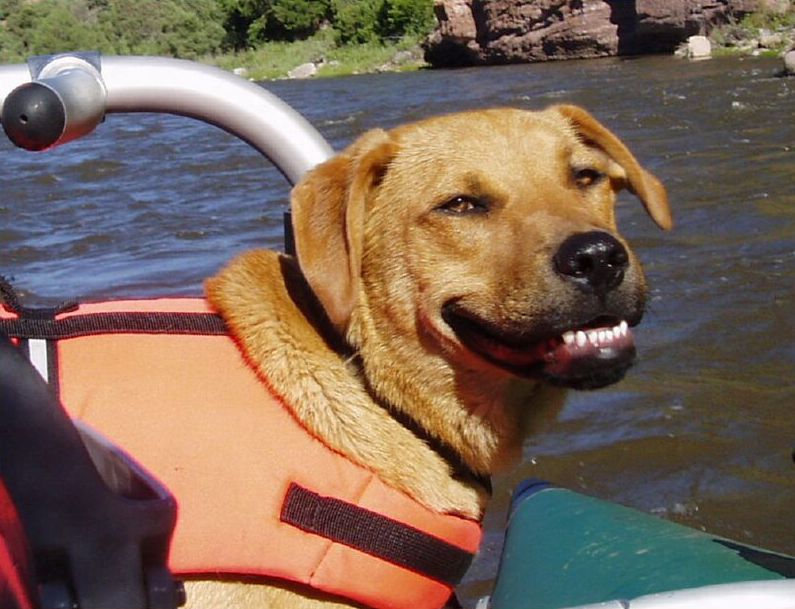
[199, 105, 671, 609]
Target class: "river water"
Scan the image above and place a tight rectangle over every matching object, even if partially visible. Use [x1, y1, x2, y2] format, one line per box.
[2, 54, 793, 601]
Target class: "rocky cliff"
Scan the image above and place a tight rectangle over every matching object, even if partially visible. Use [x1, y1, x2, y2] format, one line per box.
[424, 0, 786, 67]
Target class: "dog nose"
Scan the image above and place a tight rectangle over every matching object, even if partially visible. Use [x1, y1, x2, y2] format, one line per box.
[554, 231, 629, 294]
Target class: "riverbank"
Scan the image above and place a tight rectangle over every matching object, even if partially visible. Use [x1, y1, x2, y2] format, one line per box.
[209, 6, 794, 81]
[205, 29, 426, 81]
[708, 8, 795, 57]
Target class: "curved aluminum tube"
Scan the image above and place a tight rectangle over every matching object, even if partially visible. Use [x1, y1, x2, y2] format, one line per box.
[0, 63, 32, 99]
[0, 56, 334, 185]
[101, 57, 334, 184]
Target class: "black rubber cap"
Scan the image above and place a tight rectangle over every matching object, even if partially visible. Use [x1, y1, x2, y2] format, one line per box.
[1, 82, 66, 151]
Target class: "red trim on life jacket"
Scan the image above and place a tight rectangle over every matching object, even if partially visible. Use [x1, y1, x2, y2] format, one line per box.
[0, 481, 35, 609]
[1, 298, 482, 609]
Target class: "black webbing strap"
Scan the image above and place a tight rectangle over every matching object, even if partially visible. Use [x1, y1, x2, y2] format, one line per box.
[1, 275, 227, 340]
[280, 483, 475, 587]
[0, 311, 228, 340]
[0, 275, 79, 321]
[1, 275, 228, 396]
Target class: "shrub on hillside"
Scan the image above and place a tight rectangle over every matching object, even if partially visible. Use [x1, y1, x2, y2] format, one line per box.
[332, 0, 382, 44]
[378, 0, 434, 40]
[332, 0, 434, 45]
[0, 0, 225, 60]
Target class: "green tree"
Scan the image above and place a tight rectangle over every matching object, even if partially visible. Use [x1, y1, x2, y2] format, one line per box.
[331, 0, 382, 44]
[160, 0, 226, 57]
[218, 0, 257, 49]
[220, 0, 329, 45]
[97, 0, 224, 57]
[0, 0, 438, 62]
[219, 0, 265, 49]
[0, 0, 107, 59]
[266, 0, 330, 41]
[378, 0, 434, 39]
[0, 0, 37, 59]
[331, 0, 434, 45]
[0, 0, 225, 60]
[28, 3, 108, 54]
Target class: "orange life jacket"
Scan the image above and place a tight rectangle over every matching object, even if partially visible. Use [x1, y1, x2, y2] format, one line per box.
[0, 296, 482, 609]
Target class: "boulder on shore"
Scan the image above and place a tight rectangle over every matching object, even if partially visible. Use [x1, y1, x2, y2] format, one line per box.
[687, 35, 713, 59]
[288, 62, 318, 79]
[785, 49, 795, 75]
[424, 0, 780, 67]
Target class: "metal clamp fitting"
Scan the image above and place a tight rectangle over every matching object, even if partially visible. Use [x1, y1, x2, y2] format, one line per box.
[1, 52, 106, 151]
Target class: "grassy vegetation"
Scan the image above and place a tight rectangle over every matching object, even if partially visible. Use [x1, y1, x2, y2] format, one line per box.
[740, 6, 795, 33]
[206, 28, 426, 80]
[3, 2, 790, 81]
[0, 0, 432, 80]
[709, 6, 795, 57]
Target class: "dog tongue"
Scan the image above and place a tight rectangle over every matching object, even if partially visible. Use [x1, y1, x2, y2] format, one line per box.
[543, 321, 635, 377]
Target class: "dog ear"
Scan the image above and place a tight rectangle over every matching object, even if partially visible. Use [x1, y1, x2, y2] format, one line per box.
[290, 129, 395, 334]
[553, 104, 673, 231]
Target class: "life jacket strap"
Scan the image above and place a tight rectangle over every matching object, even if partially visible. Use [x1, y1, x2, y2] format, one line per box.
[1, 277, 227, 394]
[0, 275, 78, 320]
[0, 310, 227, 341]
[281, 483, 475, 587]
[1, 277, 226, 341]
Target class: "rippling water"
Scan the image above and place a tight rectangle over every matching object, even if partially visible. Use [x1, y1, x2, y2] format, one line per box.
[2, 55, 793, 602]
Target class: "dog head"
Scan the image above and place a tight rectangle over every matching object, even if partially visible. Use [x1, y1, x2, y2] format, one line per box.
[291, 106, 671, 393]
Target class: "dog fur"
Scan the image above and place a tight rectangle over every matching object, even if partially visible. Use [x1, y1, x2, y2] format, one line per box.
[196, 105, 671, 609]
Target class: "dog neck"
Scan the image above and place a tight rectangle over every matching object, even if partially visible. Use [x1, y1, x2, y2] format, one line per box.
[347, 292, 556, 478]
[352, 354, 494, 495]
[206, 250, 488, 519]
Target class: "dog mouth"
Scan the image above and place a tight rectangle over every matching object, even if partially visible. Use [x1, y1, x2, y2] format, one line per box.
[441, 304, 637, 390]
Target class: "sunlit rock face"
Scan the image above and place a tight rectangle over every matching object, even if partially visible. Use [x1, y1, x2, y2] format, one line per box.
[424, 0, 773, 67]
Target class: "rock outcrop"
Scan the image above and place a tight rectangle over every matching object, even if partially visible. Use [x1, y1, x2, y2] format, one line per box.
[424, 0, 782, 67]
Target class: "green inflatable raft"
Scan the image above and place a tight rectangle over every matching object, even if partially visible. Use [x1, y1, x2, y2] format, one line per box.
[488, 480, 795, 609]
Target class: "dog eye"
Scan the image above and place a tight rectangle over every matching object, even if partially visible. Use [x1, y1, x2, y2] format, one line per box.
[437, 196, 489, 215]
[574, 168, 605, 188]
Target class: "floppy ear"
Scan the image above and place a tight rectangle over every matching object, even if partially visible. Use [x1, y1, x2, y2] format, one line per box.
[290, 129, 395, 333]
[553, 104, 673, 231]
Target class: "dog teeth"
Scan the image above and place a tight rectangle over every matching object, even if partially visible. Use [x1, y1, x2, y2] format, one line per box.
[613, 320, 628, 338]
[567, 321, 630, 349]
